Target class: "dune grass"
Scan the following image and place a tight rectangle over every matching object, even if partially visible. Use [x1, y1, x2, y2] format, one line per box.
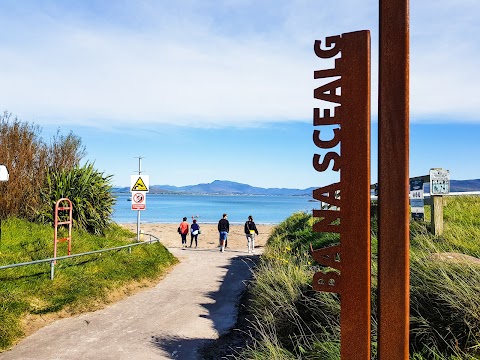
[0, 218, 178, 351]
[240, 196, 480, 359]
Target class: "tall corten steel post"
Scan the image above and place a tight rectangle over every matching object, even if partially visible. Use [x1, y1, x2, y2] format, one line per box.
[378, 0, 410, 358]
[312, 30, 371, 359]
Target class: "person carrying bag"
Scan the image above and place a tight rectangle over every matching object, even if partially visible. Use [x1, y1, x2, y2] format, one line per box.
[190, 219, 200, 248]
[244, 215, 259, 253]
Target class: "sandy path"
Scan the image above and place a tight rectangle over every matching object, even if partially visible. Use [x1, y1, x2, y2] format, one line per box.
[0, 223, 275, 360]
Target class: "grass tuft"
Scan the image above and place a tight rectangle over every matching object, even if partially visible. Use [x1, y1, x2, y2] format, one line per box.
[238, 198, 480, 359]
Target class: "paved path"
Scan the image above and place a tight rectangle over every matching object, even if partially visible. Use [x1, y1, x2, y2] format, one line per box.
[0, 247, 259, 360]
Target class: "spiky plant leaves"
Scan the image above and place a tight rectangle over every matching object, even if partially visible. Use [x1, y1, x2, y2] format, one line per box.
[37, 163, 116, 235]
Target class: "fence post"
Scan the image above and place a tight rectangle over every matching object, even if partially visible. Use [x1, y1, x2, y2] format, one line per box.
[431, 195, 444, 236]
[50, 260, 55, 280]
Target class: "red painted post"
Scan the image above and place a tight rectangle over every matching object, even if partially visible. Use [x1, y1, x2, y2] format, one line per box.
[54, 198, 73, 264]
[378, 0, 410, 358]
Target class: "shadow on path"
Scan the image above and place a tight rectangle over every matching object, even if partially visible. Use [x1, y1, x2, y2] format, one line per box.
[150, 253, 259, 359]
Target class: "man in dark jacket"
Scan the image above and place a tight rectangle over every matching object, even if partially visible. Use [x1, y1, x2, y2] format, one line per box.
[217, 213, 229, 252]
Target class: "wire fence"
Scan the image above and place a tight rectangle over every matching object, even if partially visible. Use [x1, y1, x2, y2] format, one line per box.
[0, 233, 161, 279]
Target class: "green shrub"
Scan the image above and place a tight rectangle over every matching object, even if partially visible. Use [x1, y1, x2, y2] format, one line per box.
[36, 163, 116, 235]
[0, 111, 85, 220]
[269, 212, 339, 255]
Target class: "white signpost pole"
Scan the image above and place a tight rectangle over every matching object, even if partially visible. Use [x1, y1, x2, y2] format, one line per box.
[130, 157, 149, 242]
[137, 157, 141, 241]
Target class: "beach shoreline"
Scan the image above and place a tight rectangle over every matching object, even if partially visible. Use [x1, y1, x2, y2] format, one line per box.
[119, 222, 276, 251]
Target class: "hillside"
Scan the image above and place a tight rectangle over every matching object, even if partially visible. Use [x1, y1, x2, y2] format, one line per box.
[114, 179, 315, 196]
[424, 178, 480, 193]
[114, 178, 480, 196]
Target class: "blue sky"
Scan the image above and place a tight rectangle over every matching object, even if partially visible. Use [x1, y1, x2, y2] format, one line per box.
[1, 0, 479, 189]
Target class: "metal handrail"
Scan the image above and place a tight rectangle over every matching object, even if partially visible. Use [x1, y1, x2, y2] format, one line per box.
[0, 233, 161, 279]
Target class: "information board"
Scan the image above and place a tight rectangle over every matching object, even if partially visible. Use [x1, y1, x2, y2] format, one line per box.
[430, 169, 450, 195]
[409, 178, 424, 220]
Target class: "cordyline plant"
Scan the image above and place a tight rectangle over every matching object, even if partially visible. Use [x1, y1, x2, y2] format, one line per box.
[36, 163, 116, 236]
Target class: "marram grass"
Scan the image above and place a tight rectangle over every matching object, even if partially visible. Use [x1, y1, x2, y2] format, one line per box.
[240, 197, 480, 359]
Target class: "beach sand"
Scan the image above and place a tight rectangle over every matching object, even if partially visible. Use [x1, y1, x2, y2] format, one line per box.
[119, 222, 276, 251]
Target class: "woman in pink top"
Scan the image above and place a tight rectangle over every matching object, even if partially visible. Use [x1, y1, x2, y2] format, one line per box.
[178, 217, 189, 248]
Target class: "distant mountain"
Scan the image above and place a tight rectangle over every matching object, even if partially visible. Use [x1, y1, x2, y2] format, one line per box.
[114, 178, 480, 196]
[114, 180, 315, 196]
[424, 179, 480, 193]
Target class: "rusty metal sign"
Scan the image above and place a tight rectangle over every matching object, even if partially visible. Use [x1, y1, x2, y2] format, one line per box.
[378, 0, 410, 358]
[312, 30, 371, 359]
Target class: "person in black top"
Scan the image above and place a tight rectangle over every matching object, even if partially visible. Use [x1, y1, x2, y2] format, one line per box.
[244, 215, 259, 253]
[217, 213, 229, 252]
[190, 219, 200, 248]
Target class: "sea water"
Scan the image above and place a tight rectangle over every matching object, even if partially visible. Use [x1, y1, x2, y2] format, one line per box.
[112, 193, 317, 224]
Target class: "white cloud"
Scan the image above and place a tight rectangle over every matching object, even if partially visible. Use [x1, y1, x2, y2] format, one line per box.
[1, 9, 312, 126]
[1, 0, 479, 127]
[409, 0, 480, 122]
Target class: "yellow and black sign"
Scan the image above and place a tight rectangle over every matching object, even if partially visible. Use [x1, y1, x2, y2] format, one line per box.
[130, 175, 149, 192]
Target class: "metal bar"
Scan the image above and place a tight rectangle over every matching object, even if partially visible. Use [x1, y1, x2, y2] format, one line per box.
[340, 30, 371, 359]
[136, 156, 142, 242]
[67, 198, 73, 255]
[378, 0, 410, 358]
[137, 211, 141, 242]
[0, 235, 160, 271]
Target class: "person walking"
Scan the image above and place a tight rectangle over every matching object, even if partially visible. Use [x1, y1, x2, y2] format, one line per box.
[244, 215, 259, 253]
[217, 213, 229, 252]
[190, 219, 200, 248]
[178, 217, 189, 248]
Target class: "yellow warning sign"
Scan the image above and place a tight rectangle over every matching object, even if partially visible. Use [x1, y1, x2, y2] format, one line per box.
[131, 177, 148, 191]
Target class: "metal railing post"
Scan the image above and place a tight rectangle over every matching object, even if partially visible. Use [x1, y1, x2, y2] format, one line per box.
[50, 260, 55, 280]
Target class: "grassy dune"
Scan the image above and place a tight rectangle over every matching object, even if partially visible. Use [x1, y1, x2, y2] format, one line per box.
[240, 196, 480, 359]
[0, 218, 178, 351]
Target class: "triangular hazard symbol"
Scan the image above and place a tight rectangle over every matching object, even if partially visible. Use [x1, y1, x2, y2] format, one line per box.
[131, 177, 148, 191]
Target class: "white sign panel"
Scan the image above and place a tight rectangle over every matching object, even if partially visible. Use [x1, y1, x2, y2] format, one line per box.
[409, 178, 424, 220]
[430, 169, 450, 195]
[131, 192, 146, 210]
[130, 175, 149, 192]
[0, 165, 9, 182]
